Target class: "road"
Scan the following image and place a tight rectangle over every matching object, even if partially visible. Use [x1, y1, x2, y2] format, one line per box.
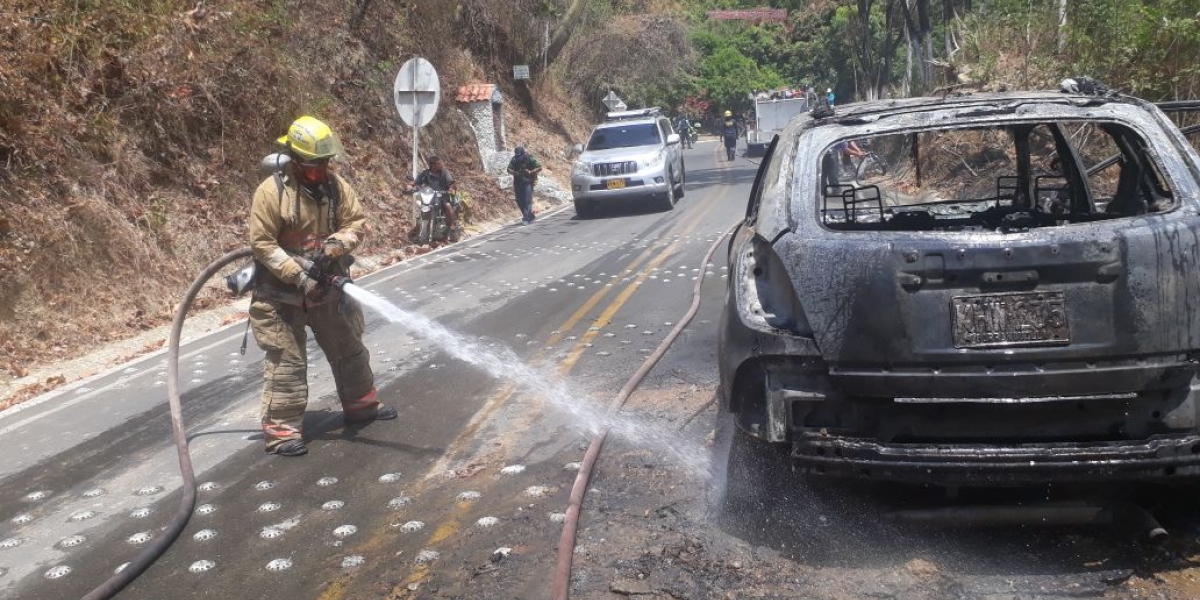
[6, 139, 1200, 600]
[0, 140, 751, 599]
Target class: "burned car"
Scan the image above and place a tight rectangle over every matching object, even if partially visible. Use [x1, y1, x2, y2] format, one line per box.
[718, 90, 1200, 490]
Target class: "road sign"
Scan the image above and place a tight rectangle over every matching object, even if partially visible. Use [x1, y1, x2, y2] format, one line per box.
[603, 91, 624, 112]
[394, 57, 440, 179]
[513, 65, 530, 80]
[394, 57, 440, 128]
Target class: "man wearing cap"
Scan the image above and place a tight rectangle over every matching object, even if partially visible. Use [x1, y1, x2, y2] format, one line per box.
[506, 146, 542, 224]
[248, 115, 397, 457]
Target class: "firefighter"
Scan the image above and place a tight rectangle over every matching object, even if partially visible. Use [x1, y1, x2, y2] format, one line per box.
[248, 115, 397, 457]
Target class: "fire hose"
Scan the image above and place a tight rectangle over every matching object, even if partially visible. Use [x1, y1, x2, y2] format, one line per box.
[76, 219, 735, 599]
[551, 222, 738, 600]
[80, 248, 254, 600]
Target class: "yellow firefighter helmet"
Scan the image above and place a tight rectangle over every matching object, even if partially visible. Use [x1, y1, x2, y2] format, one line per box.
[276, 116, 343, 161]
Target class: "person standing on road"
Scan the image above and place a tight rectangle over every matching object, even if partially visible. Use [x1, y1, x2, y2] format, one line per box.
[827, 88, 836, 107]
[722, 111, 739, 160]
[507, 146, 542, 224]
[674, 115, 693, 148]
[248, 115, 397, 457]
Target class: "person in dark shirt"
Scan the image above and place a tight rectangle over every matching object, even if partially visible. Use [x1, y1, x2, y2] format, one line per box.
[722, 111, 739, 160]
[409, 156, 462, 241]
[506, 147, 542, 224]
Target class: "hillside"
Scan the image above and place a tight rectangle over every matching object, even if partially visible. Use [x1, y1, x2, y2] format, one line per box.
[0, 0, 614, 404]
[3, 0, 1196, 406]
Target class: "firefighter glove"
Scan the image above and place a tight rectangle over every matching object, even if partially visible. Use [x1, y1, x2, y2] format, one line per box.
[323, 238, 347, 259]
[297, 272, 321, 299]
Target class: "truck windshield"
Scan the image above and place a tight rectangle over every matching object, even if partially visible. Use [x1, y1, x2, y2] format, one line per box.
[587, 124, 661, 151]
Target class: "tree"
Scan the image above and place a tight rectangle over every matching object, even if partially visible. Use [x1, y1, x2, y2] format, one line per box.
[699, 45, 785, 110]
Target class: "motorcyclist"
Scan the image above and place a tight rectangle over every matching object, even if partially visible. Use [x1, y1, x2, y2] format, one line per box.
[674, 116, 694, 147]
[721, 110, 739, 160]
[408, 155, 462, 242]
[248, 115, 397, 457]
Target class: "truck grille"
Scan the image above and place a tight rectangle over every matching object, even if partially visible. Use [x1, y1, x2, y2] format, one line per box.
[593, 161, 638, 177]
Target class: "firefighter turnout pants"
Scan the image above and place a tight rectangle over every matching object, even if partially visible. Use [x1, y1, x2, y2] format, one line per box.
[249, 296, 379, 451]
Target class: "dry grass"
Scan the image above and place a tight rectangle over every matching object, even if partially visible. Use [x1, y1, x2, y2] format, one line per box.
[0, 0, 588, 389]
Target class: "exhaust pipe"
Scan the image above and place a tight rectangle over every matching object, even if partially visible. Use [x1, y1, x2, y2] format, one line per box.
[891, 501, 1168, 544]
[891, 503, 1107, 527]
[1112, 501, 1169, 545]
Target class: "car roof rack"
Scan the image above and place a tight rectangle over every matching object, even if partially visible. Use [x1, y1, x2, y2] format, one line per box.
[604, 107, 662, 122]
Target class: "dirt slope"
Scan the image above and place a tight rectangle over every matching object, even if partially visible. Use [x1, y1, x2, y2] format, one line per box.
[0, 0, 593, 404]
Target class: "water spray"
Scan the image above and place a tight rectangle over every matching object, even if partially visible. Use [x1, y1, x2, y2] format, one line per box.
[77, 219, 736, 600]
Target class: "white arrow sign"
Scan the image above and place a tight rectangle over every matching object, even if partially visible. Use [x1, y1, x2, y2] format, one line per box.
[394, 57, 441, 179]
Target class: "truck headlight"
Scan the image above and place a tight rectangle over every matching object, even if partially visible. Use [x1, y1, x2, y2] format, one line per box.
[639, 153, 665, 169]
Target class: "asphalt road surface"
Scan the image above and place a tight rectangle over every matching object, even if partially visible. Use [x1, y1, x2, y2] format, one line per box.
[0, 140, 753, 599]
[6, 140, 1200, 600]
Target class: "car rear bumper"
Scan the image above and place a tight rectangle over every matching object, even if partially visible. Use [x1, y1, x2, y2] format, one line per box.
[791, 433, 1200, 485]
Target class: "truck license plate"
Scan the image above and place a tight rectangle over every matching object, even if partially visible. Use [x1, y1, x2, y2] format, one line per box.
[951, 291, 1069, 349]
[606, 179, 626, 190]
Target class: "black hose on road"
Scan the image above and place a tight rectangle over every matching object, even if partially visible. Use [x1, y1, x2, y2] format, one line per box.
[551, 223, 738, 600]
[78, 227, 738, 600]
[80, 248, 254, 600]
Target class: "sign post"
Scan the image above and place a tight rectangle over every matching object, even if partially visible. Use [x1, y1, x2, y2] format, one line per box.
[513, 65, 531, 80]
[394, 57, 441, 180]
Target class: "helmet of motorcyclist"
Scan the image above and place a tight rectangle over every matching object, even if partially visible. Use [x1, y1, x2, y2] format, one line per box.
[724, 110, 732, 117]
[826, 88, 832, 93]
[277, 116, 343, 162]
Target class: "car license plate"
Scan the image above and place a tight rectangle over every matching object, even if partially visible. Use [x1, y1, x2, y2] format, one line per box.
[951, 291, 1069, 349]
[606, 179, 626, 190]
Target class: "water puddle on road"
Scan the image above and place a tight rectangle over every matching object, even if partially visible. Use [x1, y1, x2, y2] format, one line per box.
[342, 283, 708, 475]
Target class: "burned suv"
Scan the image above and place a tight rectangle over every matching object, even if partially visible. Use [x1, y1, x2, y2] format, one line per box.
[718, 90, 1200, 488]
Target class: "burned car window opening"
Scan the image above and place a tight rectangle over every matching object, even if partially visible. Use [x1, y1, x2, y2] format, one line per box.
[816, 120, 1176, 232]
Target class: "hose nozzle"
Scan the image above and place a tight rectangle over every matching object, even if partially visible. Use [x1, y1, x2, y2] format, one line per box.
[294, 255, 352, 290]
[225, 264, 257, 296]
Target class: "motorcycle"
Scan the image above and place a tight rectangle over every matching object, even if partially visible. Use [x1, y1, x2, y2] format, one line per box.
[408, 185, 455, 244]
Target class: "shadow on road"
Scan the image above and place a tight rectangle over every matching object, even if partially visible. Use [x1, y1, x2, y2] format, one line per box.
[705, 415, 1200, 595]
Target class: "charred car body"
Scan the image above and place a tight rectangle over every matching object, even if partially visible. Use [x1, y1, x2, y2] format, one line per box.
[718, 91, 1200, 487]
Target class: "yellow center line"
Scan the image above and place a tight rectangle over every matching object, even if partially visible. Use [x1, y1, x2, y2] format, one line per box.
[556, 245, 678, 374]
[381, 192, 722, 598]
[386, 243, 684, 599]
[322, 182, 729, 600]
[409, 231, 670, 459]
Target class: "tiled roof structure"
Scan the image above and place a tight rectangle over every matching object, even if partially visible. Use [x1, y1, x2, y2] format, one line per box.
[456, 84, 497, 103]
[706, 9, 788, 22]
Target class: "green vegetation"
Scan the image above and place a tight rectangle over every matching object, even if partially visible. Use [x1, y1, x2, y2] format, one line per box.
[602, 0, 1200, 118]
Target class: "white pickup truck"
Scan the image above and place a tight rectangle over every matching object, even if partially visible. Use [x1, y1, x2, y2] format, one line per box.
[746, 96, 809, 157]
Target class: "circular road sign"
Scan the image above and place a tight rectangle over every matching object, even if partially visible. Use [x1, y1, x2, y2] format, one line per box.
[394, 57, 440, 128]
